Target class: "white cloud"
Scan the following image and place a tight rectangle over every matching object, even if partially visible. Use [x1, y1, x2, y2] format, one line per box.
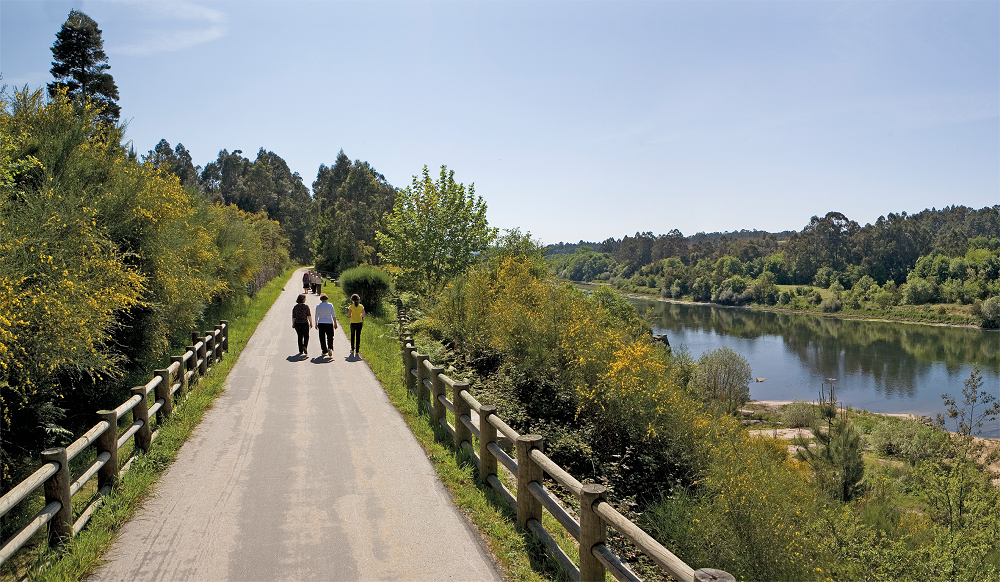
[108, 1, 227, 56]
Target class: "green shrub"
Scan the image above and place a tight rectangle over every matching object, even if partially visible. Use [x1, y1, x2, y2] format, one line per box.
[782, 400, 815, 428]
[980, 296, 1000, 329]
[899, 424, 949, 464]
[866, 420, 906, 457]
[340, 266, 392, 315]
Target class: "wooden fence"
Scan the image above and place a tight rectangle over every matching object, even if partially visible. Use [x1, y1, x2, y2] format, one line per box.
[0, 322, 230, 567]
[397, 309, 734, 582]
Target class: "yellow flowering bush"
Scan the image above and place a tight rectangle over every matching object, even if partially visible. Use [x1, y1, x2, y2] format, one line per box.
[1, 88, 288, 487]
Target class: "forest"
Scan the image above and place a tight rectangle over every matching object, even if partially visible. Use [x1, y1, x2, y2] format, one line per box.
[547, 208, 1000, 328]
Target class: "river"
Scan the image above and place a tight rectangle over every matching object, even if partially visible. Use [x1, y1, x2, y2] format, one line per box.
[626, 297, 1000, 437]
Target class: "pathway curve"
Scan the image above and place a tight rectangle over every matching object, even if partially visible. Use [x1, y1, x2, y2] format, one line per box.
[90, 270, 502, 582]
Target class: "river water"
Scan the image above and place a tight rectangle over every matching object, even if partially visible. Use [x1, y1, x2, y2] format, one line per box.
[627, 297, 1000, 437]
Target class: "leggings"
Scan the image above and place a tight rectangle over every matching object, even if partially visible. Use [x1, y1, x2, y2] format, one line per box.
[350, 322, 363, 352]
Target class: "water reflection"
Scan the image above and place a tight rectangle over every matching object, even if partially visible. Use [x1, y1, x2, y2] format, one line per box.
[629, 298, 1000, 437]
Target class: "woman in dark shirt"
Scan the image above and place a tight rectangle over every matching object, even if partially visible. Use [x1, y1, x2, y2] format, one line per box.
[292, 294, 312, 355]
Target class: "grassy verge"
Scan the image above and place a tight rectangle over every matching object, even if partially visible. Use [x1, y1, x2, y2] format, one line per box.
[11, 266, 298, 582]
[331, 287, 572, 582]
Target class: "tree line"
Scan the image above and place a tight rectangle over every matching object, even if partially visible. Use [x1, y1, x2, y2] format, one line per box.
[548, 207, 1000, 327]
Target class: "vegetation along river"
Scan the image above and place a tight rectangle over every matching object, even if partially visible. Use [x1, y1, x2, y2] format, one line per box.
[628, 297, 1000, 437]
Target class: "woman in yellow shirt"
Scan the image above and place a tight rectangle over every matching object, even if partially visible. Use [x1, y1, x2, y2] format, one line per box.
[347, 294, 365, 358]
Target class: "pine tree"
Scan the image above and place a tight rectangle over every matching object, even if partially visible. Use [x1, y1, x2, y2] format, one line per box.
[47, 10, 121, 123]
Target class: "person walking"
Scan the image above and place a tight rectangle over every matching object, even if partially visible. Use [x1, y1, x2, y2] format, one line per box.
[348, 294, 365, 358]
[314, 272, 323, 295]
[314, 293, 337, 358]
[302, 271, 311, 294]
[291, 294, 312, 356]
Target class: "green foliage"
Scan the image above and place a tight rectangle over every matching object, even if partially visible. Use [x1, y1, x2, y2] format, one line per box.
[47, 10, 120, 123]
[142, 139, 200, 188]
[339, 266, 392, 315]
[794, 384, 865, 502]
[546, 207, 1000, 324]
[377, 165, 496, 294]
[782, 400, 816, 428]
[0, 88, 288, 487]
[980, 296, 1000, 328]
[312, 151, 396, 275]
[689, 347, 752, 415]
[197, 147, 314, 263]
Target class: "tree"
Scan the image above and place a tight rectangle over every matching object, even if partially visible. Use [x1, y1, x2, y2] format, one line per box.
[690, 346, 752, 415]
[47, 10, 120, 123]
[377, 165, 496, 293]
[312, 152, 396, 275]
[793, 382, 865, 502]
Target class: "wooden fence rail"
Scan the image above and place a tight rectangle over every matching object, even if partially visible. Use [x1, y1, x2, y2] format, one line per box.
[397, 309, 734, 582]
[0, 322, 230, 567]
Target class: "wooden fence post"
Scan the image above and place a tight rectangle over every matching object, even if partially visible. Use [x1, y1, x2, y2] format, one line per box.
[580, 483, 608, 582]
[431, 364, 446, 428]
[453, 381, 471, 451]
[40, 447, 72, 545]
[185, 346, 197, 384]
[403, 345, 416, 395]
[415, 354, 429, 409]
[479, 404, 498, 486]
[191, 331, 200, 347]
[221, 320, 230, 353]
[96, 410, 118, 489]
[171, 355, 187, 394]
[215, 325, 224, 359]
[131, 386, 152, 453]
[515, 434, 544, 528]
[205, 331, 216, 365]
[154, 368, 172, 422]
[198, 337, 208, 376]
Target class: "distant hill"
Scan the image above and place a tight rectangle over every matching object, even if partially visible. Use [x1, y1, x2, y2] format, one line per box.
[545, 228, 796, 255]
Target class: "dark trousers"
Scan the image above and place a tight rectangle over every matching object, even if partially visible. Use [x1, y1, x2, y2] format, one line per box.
[350, 322, 363, 352]
[318, 323, 334, 354]
[294, 323, 309, 353]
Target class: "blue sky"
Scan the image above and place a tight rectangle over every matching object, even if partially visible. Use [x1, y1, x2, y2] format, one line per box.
[2, 0, 997, 245]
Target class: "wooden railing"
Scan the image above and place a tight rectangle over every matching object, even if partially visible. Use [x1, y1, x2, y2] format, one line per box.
[0, 322, 230, 567]
[397, 310, 734, 582]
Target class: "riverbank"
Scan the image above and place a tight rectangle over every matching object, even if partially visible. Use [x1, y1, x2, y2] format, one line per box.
[571, 280, 990, 330]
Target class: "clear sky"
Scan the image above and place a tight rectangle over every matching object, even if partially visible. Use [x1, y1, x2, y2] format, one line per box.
[2, 0, 998, 245]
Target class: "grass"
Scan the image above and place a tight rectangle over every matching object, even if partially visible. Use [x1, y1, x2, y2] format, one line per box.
[3, 266, 298, 582]
[331, 285, 581, 582]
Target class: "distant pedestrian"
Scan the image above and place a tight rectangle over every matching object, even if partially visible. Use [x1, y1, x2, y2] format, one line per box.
[348, 293, 365, 357]
[292, 294, 312, 356]
[314, 272, 323, 295]
[315, 293, 337, 358]
[302, 271, 310, 294]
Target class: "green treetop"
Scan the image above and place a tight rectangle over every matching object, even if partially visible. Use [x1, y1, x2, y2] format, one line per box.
[47, 10, 121, 123]
[377, 165, 496, 294]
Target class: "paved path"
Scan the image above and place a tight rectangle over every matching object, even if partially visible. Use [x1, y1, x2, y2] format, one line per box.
[90, 270, 502, 582]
